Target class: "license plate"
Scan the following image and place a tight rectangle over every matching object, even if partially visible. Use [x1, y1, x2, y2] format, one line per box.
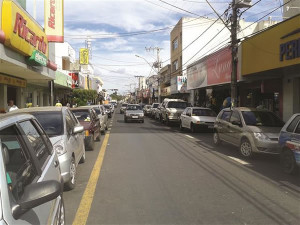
[132, 116, 138, 119]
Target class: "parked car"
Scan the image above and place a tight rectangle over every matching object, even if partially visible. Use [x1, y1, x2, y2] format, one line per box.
[0, 113, 65, 224]
[161, 99, 188, 124]
[154, 103, 163, 121]
[278, 113, 300, 174]
[124, 104, 144, 123]
[9, 107, 85, 190]
[143, 105, 152, 116]
[90, 105, 108, 134]
[71, 107, 101, 150]
[180, 107, 217, 132]
[120, 103, 128, 114]
[103, 104, 112, 118]
[213, 107, 285, 158]
[109, 104, 115, 113]
[150, 103, 160, 118]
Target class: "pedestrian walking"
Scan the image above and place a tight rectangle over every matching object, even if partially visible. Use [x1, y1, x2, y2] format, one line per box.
[7, 100, 18, 112]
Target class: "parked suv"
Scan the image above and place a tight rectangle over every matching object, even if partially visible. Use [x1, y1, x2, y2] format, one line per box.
[0, 113, 64, 224]
[150, 103, 160, 118]
[9, 107, 85, 190]
[213, 107, 285, 158]
[161, 99, 187, 124]
[279, 113, 300, 174]
[71, 107, 101, 150]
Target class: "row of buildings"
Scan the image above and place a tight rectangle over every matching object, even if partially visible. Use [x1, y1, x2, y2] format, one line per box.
[0, 0, 104, 112]
[134, 0, 300, 121]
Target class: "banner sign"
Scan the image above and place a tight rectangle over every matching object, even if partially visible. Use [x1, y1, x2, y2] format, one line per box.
[2, 0, 49, 57]
[177, 76, 187, 93]
[44, 0, 64, 42]
[0, 74, 26, 88]
[79, 48, 89, 65]
[27, 50, 48, 66]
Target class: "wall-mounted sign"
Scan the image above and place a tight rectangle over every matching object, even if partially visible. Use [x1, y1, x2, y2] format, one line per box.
[0, 74, 26, 88]
[177, 76, 187, 93]
[44, 0, 64, 42]
[2, 0, 49, 57]
[79, 48, 89, 65]
[27, 50, 48, 66]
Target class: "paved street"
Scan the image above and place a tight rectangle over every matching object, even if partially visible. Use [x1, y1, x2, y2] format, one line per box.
[65, 108, 300, 225]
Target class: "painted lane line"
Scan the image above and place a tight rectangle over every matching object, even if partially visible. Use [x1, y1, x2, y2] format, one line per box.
[185, 134, 195, 139]
[72, 132, 110, 225]
[228, 156, 249, 165]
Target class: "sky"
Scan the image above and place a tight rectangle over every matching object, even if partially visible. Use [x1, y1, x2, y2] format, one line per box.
[26, 0, 285, 94]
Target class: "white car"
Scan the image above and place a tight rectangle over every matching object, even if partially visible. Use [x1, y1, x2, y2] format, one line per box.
[180, 107, 217, 133]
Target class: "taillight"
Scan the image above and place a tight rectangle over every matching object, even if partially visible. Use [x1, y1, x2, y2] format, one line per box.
[85, 130, 89, 136]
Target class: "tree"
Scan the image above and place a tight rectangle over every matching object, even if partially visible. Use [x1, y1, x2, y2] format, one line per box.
[72, 89, 98, 106]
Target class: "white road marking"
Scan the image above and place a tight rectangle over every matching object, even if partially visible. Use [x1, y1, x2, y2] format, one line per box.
[185, 135, 195, 139]
[228, 156, 249, 165]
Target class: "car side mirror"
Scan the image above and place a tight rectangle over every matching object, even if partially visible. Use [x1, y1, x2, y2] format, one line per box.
[73, 125, 84, 134]
[232, 121, 242, 127]
[102, 112, 105, 115]
[12, 180, 62, 219]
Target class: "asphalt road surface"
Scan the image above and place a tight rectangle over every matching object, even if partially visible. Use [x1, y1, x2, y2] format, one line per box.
[64, 106, 300, 225]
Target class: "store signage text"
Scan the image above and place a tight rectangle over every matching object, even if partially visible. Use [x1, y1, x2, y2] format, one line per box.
[48, 0, 56, 29]
[27, 50, 48, 66]
[279, 38, 300, 61]
[13, 13, 47, 54]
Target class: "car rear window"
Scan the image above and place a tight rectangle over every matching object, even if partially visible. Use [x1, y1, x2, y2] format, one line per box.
[32, 112, 63, 137]
[72, 110, 91, 122]
[286, 115, 300, 132]
[242, 111, 284, 127]
[93, 107, 101, 115]
[122, 104, 128, 107]
[168, 102, 187, 108]
[220, 111, 231, 121]
[193, 109, 216, 117]
[127, 105, 141, 110]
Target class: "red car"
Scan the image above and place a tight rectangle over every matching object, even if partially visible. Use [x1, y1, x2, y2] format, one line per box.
[70, 106, 101, 150]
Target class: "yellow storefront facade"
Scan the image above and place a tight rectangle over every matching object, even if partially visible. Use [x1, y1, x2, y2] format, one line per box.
[0, 0, 57, 112]
[241, 14, 300, 121]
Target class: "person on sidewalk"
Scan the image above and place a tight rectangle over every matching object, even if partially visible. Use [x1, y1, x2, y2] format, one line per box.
[7, 100, 18, 112]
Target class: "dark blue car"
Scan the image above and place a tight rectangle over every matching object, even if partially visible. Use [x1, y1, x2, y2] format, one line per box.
[278, 113, 300, 174]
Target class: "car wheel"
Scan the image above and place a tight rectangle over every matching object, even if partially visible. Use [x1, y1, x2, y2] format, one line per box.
[240, 139, 253, 158]
[105, 124, 108, 130]
[89, 134, 95, 150]
[101, 129, 105, 135]
[65, 157, 76, 190]
[213, 131, 221, 146]
[179, 120, 184, 131]
[58, 196, 65, 225]
[142, 120, 144, 123]
[79, 148, 86, 163]
[281, 149, 297, 174]
[96, 130, 101, 141]
[124, 118, 127, 123]
[190, 123, 196, 133]
[165, 117, 169, 125]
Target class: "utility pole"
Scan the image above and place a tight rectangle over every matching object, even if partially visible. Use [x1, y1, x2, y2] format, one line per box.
[231, 1, 238, 108]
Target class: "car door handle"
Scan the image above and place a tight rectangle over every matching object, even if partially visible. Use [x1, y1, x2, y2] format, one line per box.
[54, 160, 59, 168]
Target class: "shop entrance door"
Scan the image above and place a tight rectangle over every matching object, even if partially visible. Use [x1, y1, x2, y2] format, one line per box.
[7, 86, 17, 106]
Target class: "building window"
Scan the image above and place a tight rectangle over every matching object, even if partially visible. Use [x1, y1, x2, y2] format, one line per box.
[172, 60, 178, 72]
[172, 37, 178, 50]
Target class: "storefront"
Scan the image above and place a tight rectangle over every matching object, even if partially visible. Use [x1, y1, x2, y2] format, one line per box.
[0, 0, 57, 111]
[54, 71, 72, 105]
[187, 47, 237, 112]
[241, 14, 300, 120]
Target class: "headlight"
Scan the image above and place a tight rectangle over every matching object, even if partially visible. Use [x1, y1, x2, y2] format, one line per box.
[139, 113, 144, 116]
[254, 133, 270, 141]
[54, 140, 66, 156]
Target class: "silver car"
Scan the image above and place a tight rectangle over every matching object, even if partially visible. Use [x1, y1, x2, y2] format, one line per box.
[180, 107, 216, 132]
[10, 107, 85, 190]
[120, 103, 128, 114]
[213, 107, 285, 158]
[91, 105, 108, 134]
[0, 113, 65, 224]
[124, 104, 144, 123]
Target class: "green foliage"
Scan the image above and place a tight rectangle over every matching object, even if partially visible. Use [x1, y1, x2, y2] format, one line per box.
[72, 89, 98, 106]
[110, 93, 125, 102]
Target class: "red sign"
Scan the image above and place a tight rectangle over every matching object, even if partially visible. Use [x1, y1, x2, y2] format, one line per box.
[207, 47, 232, 85]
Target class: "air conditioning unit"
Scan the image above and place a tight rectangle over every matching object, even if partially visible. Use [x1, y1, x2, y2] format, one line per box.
[235, 0, 252, 8]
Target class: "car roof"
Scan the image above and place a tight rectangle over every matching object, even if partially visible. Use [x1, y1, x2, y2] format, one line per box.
[128, 104, 140, 106]
[0, 113, 36, 128]
[222, 107, 270, 112]
[70, 106, 91, 111]
[8, 106, 65, 114]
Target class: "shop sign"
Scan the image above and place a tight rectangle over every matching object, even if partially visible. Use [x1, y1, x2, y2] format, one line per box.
[187, 61, 207, 90]
[80, 48, 89, 65]
[177, 76, 187, 93]
[0, 74, 26, 88]
[44, 0, 64, 42]
[27, 50, 48, 66]
[242, 14, 300, 76]
[78, 74, 85, 88]
[161, 86, 171, 96]
[55, 71, 71, 88]
[2, 0, 49, 57]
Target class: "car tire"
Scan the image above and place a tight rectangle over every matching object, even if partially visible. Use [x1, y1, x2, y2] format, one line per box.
[89, 134, 95, 151]
[165, 117, 169, 125]
[105, 124, 108, 130]
[179, 121, 184, 131]
[101, 129, 105, 135]
[96, 131, 101, 141]
[240, 139, 253, 158]
[280, 149, 297, 174]
[213, 131, 221, 146]
[58, 196, 66, 225]
[190, 123, 196, 133]
[124, 118, 127, 123]
[65, 157, 76, 190]
[79, 148, 86, 164]
[142, 120, 144, 123]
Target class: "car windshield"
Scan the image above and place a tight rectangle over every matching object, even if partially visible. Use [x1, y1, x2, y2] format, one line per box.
[193, 109, 216, 117]
[168, 102, 187, 109]
[122, 104, 128, 107]
[104, 105, 111, 109]
[153, 104, 159, 108]
[242, 111, 285, 127]
[93, 107, 101, 115]
[32, 112, 63, 137]
[127, 105, 141, 110]
[72, 110, 91, 122]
